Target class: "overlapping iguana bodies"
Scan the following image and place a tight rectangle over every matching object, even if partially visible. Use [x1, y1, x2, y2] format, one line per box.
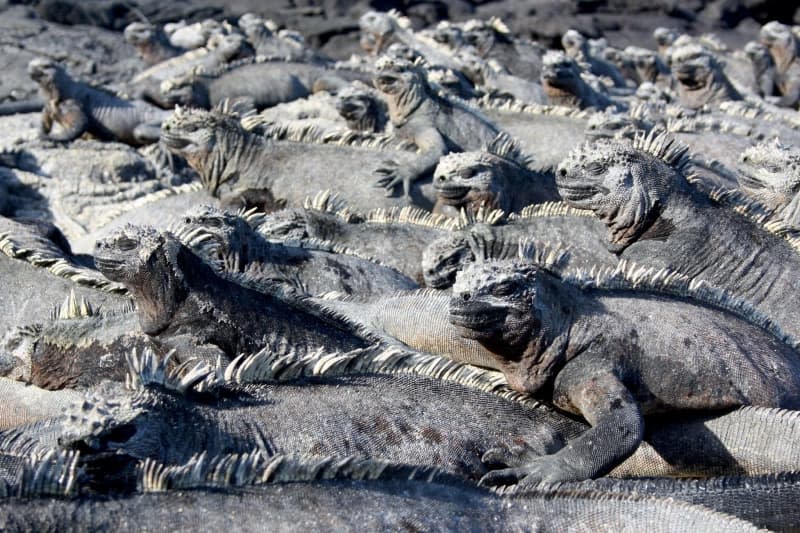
[449, 257, 800, 486]
[433, 133, 559, 214]
[28, 58, 169, 145]
[371, 56, 502, 197]
[174, 205, 417, 296]
[93, 225, 371, 364]
[124, 22, 186, 66]
[160, 104, 433, 211]
[556, 131, 800, 340]
[561, 29, 627, 88]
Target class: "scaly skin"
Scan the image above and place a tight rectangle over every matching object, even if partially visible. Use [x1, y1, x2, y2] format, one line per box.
[28, 58, 169, 146]
[93, 225, 371, 364]
[449, 259, 800, 486]
[175, 205, 418, 296]
[760, 21, 800, 108]
[372, 56, 501, 198]
[556, 132, 800, 340]
[562, 29, 627, 88]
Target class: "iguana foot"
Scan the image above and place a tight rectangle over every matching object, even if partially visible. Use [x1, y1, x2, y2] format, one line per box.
[479, 453, 584, 488]
[375, 159, 412, 198]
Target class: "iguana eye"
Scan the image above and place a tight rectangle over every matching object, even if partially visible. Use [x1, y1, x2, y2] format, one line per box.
[586, 161, 607, 175]
[116, 237, 138, 252]
[493, 282, 515, 296]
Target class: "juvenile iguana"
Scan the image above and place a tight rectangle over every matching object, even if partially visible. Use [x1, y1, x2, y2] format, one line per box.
[556, 130, 800, 340]
[432, 133, 560, 214]
[371, 56, 502, 198]
[93, 225, 372, 364]
[449, 257, 800, 486]
[160, 104, 434, 211]
[174, 205, 418, 296]
[123, 22, 185, 66]
[28, 58, 169, 145]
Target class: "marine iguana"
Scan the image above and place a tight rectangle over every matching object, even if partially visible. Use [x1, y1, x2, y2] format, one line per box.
[744, 41, 777, 98]
[0, 452, 762, 533]
[123, 22, 186, 66]
[561, 29, 627, 88]
[760, 21, 800, 108]
[432, 133, 560, 214]
[371, 56, 501, 197]
[160, 57, 373, 111]
[540, 52, 620, 111]
[237, 13, 319, 63]
[460, 18, 545, 82]
[335, 84, 390, 133]
[258, 196, 457, 282]
[556, 130, 800, 340]
[668, 44, 743, 109]
[453, 48, 548, 105]
[93, 225, 372, 364]
[28, 58, 169, 146]
[421, 206, 616, 289]
[737, 139, 800, 219]
[164, 18, 224, 50]
[623, 46, 673, 89]
[173, 205, 418, 296]
[0, 378, 82, 429]
[449, 257, 800, 486]
[160, 104, 433, 211]
[125, 32, 252, 109]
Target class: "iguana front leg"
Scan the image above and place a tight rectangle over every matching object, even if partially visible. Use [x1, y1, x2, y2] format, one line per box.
[481, 365, 644, 487]
[375, 127, 446, 198]
[44, 99, 88, 142]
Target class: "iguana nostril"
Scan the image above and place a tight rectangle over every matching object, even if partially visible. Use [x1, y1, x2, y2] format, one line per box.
[559, 168, 567, 177]
[462, 292, 471, 301]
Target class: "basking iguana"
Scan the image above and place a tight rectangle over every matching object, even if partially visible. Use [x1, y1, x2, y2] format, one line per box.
[433, 133, 560, 214]
[556, 130, 800, 340]
[258, 197, 457, 283]
[760, 21, 800, 108]
[237, 13, 321, 63]
[123, 22, 185, 66]
[160, 57, 373, 110]
[335, 83, 390, 133]
[449, 256, 800, 486]
[460, 17, 545, 82]
[174, 205, 418, 296]
[737, 139, 800, 225]
[561, 29, 627, 88]
[668, 44, 742, 110]
[371, 56, 502, 198]
[28, 58, 169, 146]
[540, 51, 621, 111]
[93, 225, 373, 364]
[160, 104, 434, 211]
[744, 41, 777, 98]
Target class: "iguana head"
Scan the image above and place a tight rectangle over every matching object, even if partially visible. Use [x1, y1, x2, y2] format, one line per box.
[745, 41, 773, 70]
[541, 51, 583, 99]
[669, 44, 738, 108]
[359, 11, 397, 55]
[335, 85, 385, 132]
[449, 261, 566, 391]
[433, 133, 532, 213]
[585, 111, 641, 140]
[738, 140, 800, 210]
[430, 21, 464, 51]
[259, 208, 311, 242]
[160, 106, 244, 194]
[653, 27, 678, 57]
[422, 233, 473, 289]
[123, 22, 157, 48]
[207, 32, 249, 61]
[624, 46, 662, 84]
[561, 29, 588, 58]
[556, 132, 690, 250]
[159, 76, 204, 108]
[95, 225, 186, 335]
[28, 58, 68, 95]
[462, 18, 509, 57]
[373, 56, 430, 120]
[760, 21, 797, 71]
[176, 205, 258, 267]
[238, 12, 273, 40]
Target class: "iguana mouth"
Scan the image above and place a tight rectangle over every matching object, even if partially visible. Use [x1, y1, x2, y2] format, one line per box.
[435, 185, 471, 202]
[556, 183, 601, 201]
[94, 257, 125, 273]
[449, 301, 507, 330]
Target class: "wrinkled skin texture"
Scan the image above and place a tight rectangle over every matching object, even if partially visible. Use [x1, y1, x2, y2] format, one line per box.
[372, 56, 501, 198]
[335, 85, 388, 133]
[556, 136, 800, 340]
[449, 260, 800, 487]
[93, 225, 370, 364]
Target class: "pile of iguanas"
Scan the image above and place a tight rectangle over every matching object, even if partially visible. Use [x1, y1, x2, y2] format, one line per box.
[1, 7, 800, 531]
